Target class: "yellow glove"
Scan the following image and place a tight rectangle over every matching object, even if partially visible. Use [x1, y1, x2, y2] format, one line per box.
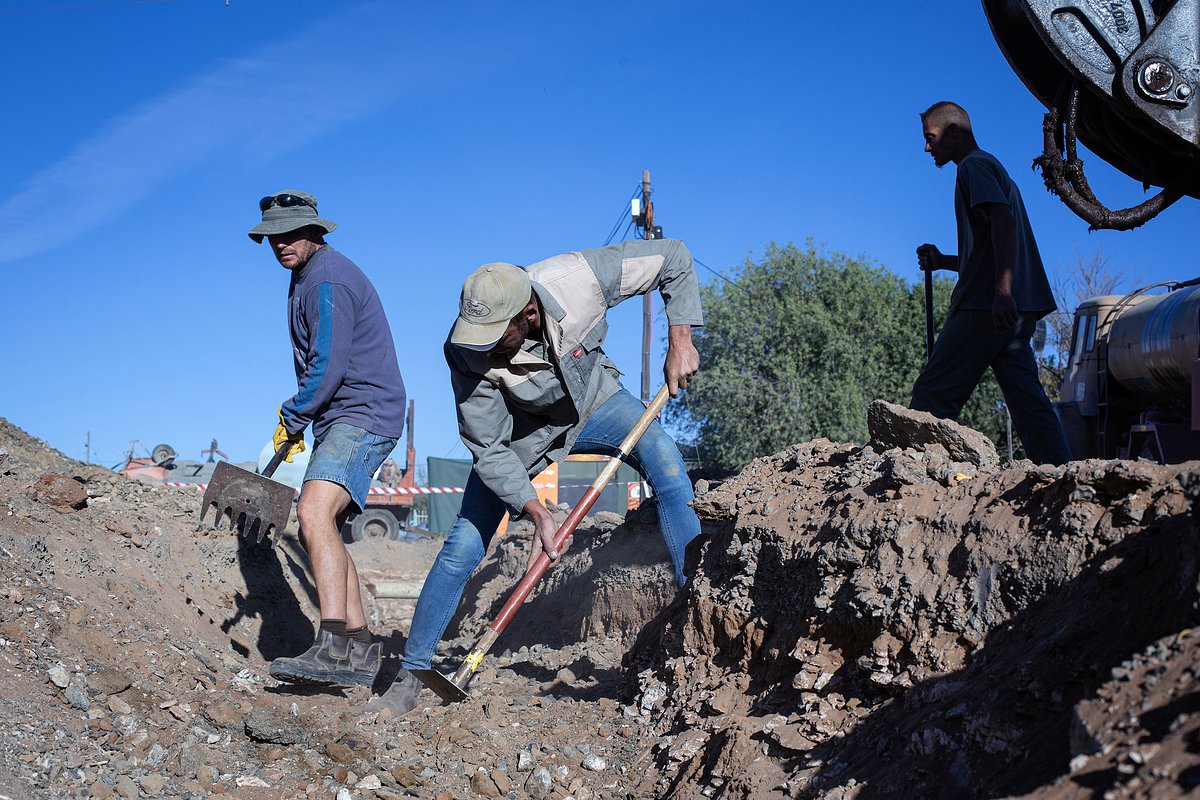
[274, 408, 307, 463]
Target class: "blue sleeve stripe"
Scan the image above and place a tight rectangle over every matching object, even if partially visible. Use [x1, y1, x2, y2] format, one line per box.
[286, 282, 334, 416]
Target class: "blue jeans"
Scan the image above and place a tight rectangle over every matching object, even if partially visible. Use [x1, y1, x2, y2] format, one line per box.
[911, 310, 1071, 466]
[400, 389, 699, 671]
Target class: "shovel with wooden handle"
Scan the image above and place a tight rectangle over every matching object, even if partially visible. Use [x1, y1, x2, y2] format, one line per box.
[413, 384, 673, 703]
[199, 442, 295, 544]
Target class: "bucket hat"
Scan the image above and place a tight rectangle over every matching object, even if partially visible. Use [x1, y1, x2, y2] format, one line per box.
[249, 190, 338, 243]
[450, 262, 532, 351]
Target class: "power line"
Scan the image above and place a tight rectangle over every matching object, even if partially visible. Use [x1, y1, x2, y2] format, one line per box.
[602, 182, 643, 246]
[694, 256, 735, 286]
[600, 182, 735, 284]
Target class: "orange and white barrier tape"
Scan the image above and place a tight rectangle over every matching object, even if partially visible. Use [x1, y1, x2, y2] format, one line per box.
[164, 482, 554, 493]
[164, 482, 466, 494]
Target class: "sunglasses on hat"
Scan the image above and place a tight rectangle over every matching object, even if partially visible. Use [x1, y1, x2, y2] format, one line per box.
[259, 194, 316, 213]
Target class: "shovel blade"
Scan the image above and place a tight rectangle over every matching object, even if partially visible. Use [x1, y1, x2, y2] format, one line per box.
[199, 461, 293, 543]
[410, 669, 469, 703]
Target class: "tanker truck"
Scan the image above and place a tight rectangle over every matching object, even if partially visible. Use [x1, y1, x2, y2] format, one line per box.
[1056, 279, 1200, 463]
[979, 1, 1199, 463]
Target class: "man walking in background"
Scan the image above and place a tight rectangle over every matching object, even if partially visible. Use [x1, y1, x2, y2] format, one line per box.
[366, 238, 704, 714]
[249, 190, 407, 688]
[913, 101, 1071, 466]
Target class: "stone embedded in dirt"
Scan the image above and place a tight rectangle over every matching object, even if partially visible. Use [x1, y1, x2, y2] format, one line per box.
[87, 668, 133, 696]
[201, 700, 243, 730]
[355, 775, 383, 790]
[524, 767, 553, 800]
[139, 774, 165, 796]
[243, 708, 304, 745]
[580, 754, 606, 771]
[48, 666, 70, 688]
[325, 741, 356, 765]
[195, 765, 218, 788]
[391, 764, 422, 788]
[114, 775, 138, 800]
[469, 768, 502, 798]
[866, 399, 999, 469]
[63, 685, 91, 710]
[28, 473, 89, 510]
[491, 771, 512, 794]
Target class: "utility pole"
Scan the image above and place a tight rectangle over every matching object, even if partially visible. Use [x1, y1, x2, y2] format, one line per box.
[630, 170, 665, 509]
[633, 170, 664, 404]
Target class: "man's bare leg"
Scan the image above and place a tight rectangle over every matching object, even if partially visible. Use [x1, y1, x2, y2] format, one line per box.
[296, 479, 367, 627]
[270, 479, 380, 687]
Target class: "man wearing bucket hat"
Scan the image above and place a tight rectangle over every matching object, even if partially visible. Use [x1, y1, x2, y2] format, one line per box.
[249, 190, 407, 689]
[366, 238, 703, 714]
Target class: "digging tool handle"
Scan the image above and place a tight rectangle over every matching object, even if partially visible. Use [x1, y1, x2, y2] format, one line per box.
[261, 442, 292, 479]
[503, 384, 668, 626]
[450, 385, 672, 685]
[923, 265, 935, 359]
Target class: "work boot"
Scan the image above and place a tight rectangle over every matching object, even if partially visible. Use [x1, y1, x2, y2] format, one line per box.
[364, 669, 423, 717]
[269, 629, 380, 688]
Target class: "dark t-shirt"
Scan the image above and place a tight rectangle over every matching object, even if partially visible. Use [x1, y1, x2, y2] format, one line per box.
[952, 149, 1055, 316]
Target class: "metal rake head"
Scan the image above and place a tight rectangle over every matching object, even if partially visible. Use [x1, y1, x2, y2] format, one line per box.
[199, 461, 293, 544]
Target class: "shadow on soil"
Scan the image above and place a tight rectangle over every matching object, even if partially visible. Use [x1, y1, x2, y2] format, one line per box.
[220, 535, 316, 662]
[797, 509, 1200, 799]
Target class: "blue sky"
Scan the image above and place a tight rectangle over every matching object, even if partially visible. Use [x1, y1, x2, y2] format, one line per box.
[2, 0, 1195, 475]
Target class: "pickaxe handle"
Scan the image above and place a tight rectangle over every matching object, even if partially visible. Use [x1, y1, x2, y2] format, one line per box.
[451, 385, 673, 687]
[262, 442, 292, 478]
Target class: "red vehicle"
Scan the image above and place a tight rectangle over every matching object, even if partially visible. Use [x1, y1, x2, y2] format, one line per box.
[346, 400, 420, 541]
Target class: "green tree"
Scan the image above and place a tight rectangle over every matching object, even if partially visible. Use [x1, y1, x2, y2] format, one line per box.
[671, 241, 1009, 475]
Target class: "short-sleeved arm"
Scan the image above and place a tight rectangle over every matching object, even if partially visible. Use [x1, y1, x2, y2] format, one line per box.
[959, 157, 1009, 210]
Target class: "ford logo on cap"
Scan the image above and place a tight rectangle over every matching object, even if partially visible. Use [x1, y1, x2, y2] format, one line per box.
[464, 299, 491, 318]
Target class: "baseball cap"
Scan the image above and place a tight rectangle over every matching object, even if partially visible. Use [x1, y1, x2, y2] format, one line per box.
[450, 262, 533, 351]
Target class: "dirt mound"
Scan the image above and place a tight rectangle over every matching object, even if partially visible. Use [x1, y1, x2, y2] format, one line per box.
[7, 404, 1200, 800]
[622, 435, 1200, 799]
[0, 415, 677, 800]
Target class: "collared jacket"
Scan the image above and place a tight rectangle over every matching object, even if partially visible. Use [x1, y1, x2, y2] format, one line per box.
[445, 238, 704, 513]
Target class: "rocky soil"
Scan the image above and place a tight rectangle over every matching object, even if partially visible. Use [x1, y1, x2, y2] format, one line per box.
[1, 400, 1199, 800]
[620, 402, 1200, 799]
[0, 416, 677, 800]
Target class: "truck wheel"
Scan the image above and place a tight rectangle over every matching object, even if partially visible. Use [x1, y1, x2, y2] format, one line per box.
[151, 443, 176, 464]
[349, 508, 400, 542]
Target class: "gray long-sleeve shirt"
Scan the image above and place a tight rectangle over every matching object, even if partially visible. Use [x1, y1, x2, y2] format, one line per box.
[445, 238, 704, 514]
